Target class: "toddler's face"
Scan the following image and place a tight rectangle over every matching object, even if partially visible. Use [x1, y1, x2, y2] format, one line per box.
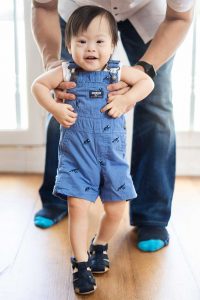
[67, 16, 115, 71]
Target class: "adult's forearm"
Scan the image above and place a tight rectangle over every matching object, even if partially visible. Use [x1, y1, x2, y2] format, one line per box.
[139, 5, 194, 71]
[32, 1, 61, 69]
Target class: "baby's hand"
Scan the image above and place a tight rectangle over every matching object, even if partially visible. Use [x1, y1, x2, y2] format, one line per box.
[52, 103, 77, 127]
[100, 95, 134, 118]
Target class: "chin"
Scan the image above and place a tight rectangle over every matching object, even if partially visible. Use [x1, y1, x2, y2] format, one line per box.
[84, 65, 100, 72]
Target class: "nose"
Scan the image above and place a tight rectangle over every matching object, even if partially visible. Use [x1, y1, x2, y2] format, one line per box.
[87, 41, 96, 52]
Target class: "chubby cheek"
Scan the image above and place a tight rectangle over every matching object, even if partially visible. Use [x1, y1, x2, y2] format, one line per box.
[71, 49, 83, 62]
[101, 47, 113, 58]
[101, 52, 113, 64]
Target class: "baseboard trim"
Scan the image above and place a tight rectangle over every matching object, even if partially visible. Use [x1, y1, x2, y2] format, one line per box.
[0, 146, 200, 175]
[0, 146, 45, 173]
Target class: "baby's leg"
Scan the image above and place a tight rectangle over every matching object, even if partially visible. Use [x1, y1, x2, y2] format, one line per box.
[89, 200, 126, 274]
[68, 197, 92, 262]
[68, 197, 97, 294]
[94, 201, 126, 245]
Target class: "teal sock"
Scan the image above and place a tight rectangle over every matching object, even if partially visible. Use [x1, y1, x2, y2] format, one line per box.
[137, 239, 165, 252]
[34, 206, 67, 229]
[34, 216, 54, 228]
[136, 226, 169, 252]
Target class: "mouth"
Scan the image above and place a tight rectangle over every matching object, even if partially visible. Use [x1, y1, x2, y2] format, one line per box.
[85, 56, 98, 60]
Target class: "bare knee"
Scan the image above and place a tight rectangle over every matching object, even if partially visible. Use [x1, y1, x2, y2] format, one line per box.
[104, 202, 126, 222]
[68, 197, 90, 216]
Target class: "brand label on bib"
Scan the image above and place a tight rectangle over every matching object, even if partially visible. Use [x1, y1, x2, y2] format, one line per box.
[89, 89, 104, 98]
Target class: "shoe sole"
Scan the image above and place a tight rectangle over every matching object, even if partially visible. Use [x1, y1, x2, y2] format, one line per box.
[92, 267, 109, 274]
[75, 285, 97, 295]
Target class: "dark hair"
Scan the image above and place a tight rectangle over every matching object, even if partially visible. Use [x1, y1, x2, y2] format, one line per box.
[65, 5, 118, 48]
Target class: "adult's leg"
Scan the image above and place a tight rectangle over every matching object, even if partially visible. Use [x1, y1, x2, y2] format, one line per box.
[34, 17, 72, 228]
[35, 115, 68, 228]
[118, 20, 176, 251]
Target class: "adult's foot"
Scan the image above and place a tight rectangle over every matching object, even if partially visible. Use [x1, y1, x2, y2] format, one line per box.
[34, 206, 68, 229]
[136, 226, 169, 252]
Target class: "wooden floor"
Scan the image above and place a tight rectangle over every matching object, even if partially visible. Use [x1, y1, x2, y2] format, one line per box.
[0, 174, 200, 300]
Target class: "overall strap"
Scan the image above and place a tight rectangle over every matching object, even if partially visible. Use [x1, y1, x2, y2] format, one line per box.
[62, 59, 121, 83]
[105, 60, 121, 83]
[106, 60, 120, 69]
[62, 60, 78, 81]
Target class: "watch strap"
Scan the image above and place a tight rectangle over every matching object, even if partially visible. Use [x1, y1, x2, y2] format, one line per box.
[135, 61, 156, 79]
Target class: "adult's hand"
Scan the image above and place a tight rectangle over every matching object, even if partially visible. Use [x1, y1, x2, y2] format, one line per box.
[47, 60, 76, 103]
[107, 65, 144, 97]
[107, 81, 130, 97]
[54, 81, 76, 103]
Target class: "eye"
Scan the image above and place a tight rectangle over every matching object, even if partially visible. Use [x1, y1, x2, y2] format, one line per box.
[97, 40, 104, 44]
[78, 40, 86, 44]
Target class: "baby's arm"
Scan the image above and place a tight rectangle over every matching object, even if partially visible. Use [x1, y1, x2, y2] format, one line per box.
[101, 66, 154, 118]
[31, 66, 77, 127]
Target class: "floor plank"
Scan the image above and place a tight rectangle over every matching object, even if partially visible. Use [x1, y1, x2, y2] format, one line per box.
[0, 174, 40, 273]
[171, 177, 200, 290]
[0, 174, 200, 300]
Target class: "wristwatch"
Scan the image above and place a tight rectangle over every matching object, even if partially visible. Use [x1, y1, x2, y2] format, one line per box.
[135, 61, 156, 79]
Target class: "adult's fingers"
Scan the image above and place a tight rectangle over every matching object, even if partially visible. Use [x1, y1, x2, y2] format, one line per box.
[107, 108, 116, 117]
[57, 81, 76, 90]
[55, 90, 76, 100]
[108, 86, 130, 97]
[107, 81, 128, 92]
[54, 81, 76, 101]
[100, 102, 113, 113]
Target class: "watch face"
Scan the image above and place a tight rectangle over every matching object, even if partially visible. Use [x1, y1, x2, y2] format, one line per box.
[147, 66, 156, 79]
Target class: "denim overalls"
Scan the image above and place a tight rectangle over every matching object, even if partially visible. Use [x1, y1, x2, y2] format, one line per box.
[53, 60, 137, 202]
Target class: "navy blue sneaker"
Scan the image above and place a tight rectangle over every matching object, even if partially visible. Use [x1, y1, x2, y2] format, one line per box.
[71, 257, 97, 295]
[89, 238, 110, 274]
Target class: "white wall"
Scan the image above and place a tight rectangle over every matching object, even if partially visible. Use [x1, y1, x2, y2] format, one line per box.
[1, 16, 200, 175]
